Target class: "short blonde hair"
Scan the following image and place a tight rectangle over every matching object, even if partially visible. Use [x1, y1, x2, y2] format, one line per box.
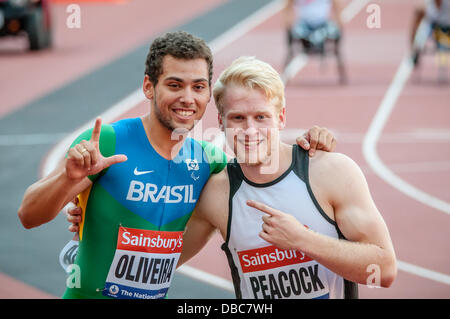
[213, 56, 285, 115]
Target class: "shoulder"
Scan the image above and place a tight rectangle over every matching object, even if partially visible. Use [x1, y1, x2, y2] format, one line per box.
[193, 139, 228, 174]
[202, 168, 230, 194]
[196, 168, 230, 232]
[196, 169, 229, 214]
[309, 150, 362, 177]
[309, 151, 369, 202]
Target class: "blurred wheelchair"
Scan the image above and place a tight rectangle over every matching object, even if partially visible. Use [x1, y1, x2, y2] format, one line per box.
[282, 20, 347, 85]
[411, 6, 450, 82]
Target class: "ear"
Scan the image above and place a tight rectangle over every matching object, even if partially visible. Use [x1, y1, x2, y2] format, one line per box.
[218, 113, 224, 132]
[143, 75, 154, 100]
[278, 107, 286, 130]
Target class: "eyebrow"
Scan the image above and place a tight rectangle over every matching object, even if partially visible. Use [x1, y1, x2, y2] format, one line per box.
[227, 110, 272, 116]
[226, 111, 243, 117]
[164, 76, 208, 83]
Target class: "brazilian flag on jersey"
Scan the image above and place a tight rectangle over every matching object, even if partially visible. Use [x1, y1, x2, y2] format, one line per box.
[63, 117, 226, 299]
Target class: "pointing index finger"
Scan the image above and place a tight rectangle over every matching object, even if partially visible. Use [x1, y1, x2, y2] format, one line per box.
[90, 117, 102, 142]
[246, 200, 278, 216]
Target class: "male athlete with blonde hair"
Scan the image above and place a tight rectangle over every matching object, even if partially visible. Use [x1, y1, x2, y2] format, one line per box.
[178, 56, 397, 299]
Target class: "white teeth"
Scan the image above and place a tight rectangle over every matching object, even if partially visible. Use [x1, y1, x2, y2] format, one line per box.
[174, 110, 194, 116]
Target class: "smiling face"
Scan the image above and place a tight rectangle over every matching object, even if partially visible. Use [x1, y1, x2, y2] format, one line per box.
[219, 84, 285, 166]
[144, 55, 211, 132]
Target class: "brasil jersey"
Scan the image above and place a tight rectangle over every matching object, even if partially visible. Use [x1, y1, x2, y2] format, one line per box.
[63, 117, 226, 299]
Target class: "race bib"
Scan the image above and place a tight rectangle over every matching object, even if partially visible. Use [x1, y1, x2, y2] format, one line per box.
[103, 227, 183, 299]
[238, 245, 330, 299]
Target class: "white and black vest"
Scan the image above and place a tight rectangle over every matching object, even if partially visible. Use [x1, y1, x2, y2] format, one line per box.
[221, 145, 358, 299]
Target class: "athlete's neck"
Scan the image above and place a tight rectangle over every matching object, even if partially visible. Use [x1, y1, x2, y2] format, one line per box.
[239, 142, 293, 184]
[140, 114, 187, 160]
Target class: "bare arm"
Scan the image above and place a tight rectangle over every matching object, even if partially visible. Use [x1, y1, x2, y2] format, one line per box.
[18, 161, 91, 229]
[18, 118, 127, 229]
[178, 170, 230, 267]
[248, 152, 396, 288]
[178, 209, 216, 267]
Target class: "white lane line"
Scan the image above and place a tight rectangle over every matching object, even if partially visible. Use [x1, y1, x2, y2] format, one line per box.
[362, 56, 450, 216]
[177, 265, 234, 292]
[340, 0, 371, 24]
[397, 261, 450, 285]
[411, 128, 450, 140]
[282, 54, 309, 84]
[281, 128, 450, 144]
[362, 56, 450, 285]
[385, 160, 450, 174]
[207, 0, 285, 54]
[0, 133, 67, 146]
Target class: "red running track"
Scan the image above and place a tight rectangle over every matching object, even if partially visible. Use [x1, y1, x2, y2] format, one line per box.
[1, 0, 449, 298]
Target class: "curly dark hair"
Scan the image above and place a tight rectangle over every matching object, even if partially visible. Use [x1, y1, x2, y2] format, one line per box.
[145, 31, 213, 86]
